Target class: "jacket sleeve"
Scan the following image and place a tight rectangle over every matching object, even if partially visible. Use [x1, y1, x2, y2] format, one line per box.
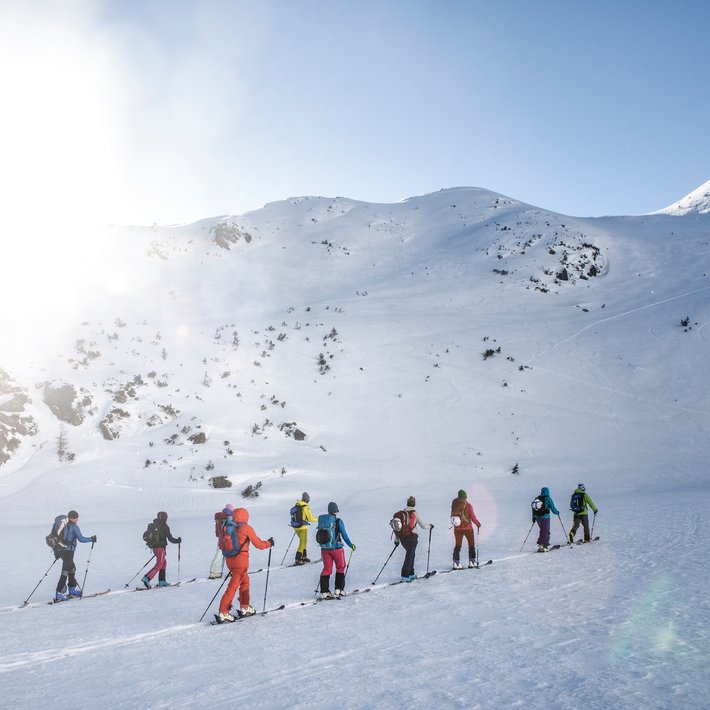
[304, 504, 318, 524]
[165, 524, 180, 544]
[585, 494, 598, 513]
[337, 519, 354, 549]
[467, 503, 481, 527]
[414, 512, 431, 530]
[73, 525, 93, 544]
[247, 526, 271, 551]
[548, 497, 560, 516]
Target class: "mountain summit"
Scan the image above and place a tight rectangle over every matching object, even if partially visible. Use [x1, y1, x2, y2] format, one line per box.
[656, 178, 710, 215]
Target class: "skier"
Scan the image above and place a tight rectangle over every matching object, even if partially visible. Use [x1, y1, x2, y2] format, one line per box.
[532, 486, 559, 552]
[317, 502, 356, 599]
[141, 512, 182, 588]
[394, 496, 433, 581]
[291, 492, 318, 565]
[450, 490, 481, 568]
[53, 510, 97, 601]
[217, 508, 273, 622]
[209, 504, 234, 579]
[568, 483, 598, 543]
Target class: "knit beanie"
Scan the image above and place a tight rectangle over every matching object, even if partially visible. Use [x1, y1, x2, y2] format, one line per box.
[407, 496, 416, 507]
[302, 492, 310, 503]
[68, 510, 79, 519]
[327, 501, 339, 515]
[458, 490, 467, 499]
[222, 504, 234, 515]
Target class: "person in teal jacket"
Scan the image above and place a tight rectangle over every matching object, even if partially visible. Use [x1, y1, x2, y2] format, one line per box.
[568, 484, 598, 543]
[317, 502, 356, 599]
[532, 487, 559, 551]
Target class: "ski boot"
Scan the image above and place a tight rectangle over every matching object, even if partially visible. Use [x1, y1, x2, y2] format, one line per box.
[453, 561, 463, 570]
[320, 591, 335, 600]
[468, 560, 477, 569]
[240, 605, 256, 617]
[54, 591, 69, 602]
[568, 531, 575, 544]
[157, 581, 169, 587]
[301, 549, 311, 563]
[294, 551, 304, 566]
[217, 611, 235, 623]
[208, 573, 222, 580]
[68, 586, 82, 597]
[335, 589, 347, 598]
[141, 575, 151, 589]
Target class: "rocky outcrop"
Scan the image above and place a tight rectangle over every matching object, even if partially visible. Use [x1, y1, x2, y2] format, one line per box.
[43, 381, 93, 426]
[0, 369, 38, 466]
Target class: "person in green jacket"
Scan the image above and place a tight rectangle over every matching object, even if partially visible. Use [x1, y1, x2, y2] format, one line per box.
[569, 484, 598, 543]
[293, 492, 318, 565]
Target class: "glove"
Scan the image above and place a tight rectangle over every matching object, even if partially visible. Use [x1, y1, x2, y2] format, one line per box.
[351, 544, 357, 551]
[268, 537, 275, 547]
[477, 524, 481, 530]
[394, 539, 400, 547]
[176, 537, 182, 544]
[429, 524, 435, 530]
[91, 535, 97, 543]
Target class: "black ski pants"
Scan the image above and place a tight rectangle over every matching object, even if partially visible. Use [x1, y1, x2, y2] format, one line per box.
[55, 550, 78, 592]
[399, 534, 418, 577]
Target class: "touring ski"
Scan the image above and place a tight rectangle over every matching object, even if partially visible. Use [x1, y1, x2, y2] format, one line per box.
[49, 589, 111, 605]
[575, 536, 600, 545]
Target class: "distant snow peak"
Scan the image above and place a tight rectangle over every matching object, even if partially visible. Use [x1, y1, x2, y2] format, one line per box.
[657, 179, 710, 216]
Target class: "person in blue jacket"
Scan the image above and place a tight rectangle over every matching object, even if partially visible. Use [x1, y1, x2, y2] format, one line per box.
[532, 487, 559, 552]
[55, 510, 96, 601]
[317, 502, 356, 599]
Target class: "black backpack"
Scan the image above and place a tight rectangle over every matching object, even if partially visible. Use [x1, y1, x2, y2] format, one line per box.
[46, 515, 70, 549]
[142, 521, 162, 548]
[531, 495, 549, 517]
[570, 491, 585, 514]
[290, 503, 305, 528]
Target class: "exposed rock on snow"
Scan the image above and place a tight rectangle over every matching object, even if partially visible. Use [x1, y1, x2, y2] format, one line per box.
[43, 381, 93, 426]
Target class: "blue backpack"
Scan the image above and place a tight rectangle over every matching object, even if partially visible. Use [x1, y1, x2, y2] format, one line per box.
[570, 491, 586, 514]
[316, 514, 340, 548]
[219, 519, 245, 558]
[290, 504, 305, 528]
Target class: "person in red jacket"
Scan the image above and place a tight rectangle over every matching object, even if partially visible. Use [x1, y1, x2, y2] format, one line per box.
[450, 490, 481, 569]
[218, 507, 273, 622]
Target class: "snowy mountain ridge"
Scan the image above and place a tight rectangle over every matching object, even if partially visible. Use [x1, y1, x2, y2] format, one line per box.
[0, 183, 708, 709]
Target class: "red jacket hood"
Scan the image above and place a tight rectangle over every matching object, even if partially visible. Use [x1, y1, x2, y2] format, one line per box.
[233, 508, 249, 524]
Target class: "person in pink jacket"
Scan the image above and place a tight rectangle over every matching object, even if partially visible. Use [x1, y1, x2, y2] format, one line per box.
[450, 490, 481, 569]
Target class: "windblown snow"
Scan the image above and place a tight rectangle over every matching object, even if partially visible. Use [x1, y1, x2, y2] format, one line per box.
[0, 184, 708, 709]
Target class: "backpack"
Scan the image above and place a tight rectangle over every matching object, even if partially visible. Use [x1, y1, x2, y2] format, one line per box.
[570, 491, 585, 514]
[531, 495, 549, 517]
[290, 503, 305, 528]
[316, 514, 340, 548]
[46, 515, 69, 549]
[450, 498, 470, 526]
[389, 510, 414, 537]
[142, 521, 162, 549]
[219, 519, 245, 558]
[214, 511, 228, 537]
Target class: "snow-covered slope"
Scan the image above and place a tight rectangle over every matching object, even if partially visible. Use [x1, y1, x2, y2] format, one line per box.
[0, 186, 708, 709]
[656, 178, 710, 215]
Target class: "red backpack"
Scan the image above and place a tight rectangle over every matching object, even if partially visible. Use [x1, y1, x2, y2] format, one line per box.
[218, 519, 245, 557]
[390, 510, 415, 538]
[450, 498, 470, 526]
[214, 511, 228, 537]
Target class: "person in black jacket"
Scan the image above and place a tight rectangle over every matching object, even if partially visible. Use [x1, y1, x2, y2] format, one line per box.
[141, 511, 181, 588]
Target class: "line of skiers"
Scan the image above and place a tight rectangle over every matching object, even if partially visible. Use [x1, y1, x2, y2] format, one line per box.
[43, 484, 597, 610]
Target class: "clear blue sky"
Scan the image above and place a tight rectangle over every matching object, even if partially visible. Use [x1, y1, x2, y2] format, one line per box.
[1, 0, 708, 225]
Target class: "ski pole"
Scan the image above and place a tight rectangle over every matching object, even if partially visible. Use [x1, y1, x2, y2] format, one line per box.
[591, 511, 597, 539]
[280, 531, 296, 566]
[520, 521, 535, 552]
[199, 572, 231, 622]
[262, 546, 273, 615]
[79, 541, 95, 598]
[22, 557, 59, 607]
[177, 541, 181, 583]
[343, 546, 354, 584]
[372, 543, 398, 585]
[125, 555, 156, 588]
[426, 527, 433, 575]
[557, 514, 569, 543]
[475, 525, 480, 568]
